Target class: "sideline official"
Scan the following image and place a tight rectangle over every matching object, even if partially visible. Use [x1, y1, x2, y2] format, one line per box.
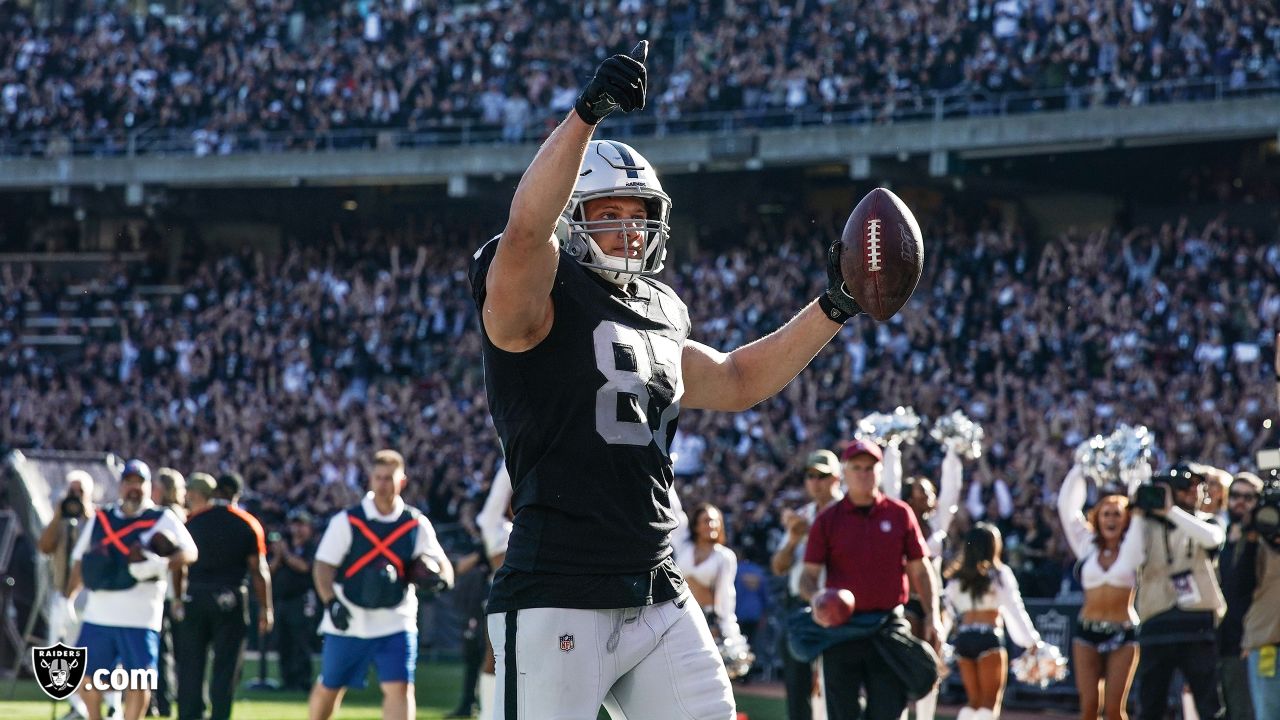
[175, 473, 273, 720]
[309, 449, 453, 720]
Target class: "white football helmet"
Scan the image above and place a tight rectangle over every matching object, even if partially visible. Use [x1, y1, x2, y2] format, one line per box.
[559, 140, 671, 284]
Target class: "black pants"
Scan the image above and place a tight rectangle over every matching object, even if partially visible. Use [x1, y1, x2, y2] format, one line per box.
[274, 594, 315, 691]
[175, 586, 248, 720]
[822, 637, 908, 720]
[151, 601, 176, 716]
[1136, 639, 1222, 720]
[779, 621, 813, 720]
[453, 617, 485, 713]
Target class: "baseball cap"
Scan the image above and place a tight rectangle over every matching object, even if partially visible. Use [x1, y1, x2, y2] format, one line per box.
[840, 439, 884, 463]
[187, 472, 216, 497]
[1161, 462, 1206, 490]
[121, 459, 151, 483]
[287, 507, 313, 524]
[805, 450, 840, 476]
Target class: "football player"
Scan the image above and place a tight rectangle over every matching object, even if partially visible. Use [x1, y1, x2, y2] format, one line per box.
[468, 40, 873, 719]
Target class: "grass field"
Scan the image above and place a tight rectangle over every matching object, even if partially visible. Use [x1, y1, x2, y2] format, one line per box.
[3, 657, 790, 720]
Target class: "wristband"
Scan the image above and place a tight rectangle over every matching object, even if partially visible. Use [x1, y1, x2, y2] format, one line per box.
[818, 294, 852, 325]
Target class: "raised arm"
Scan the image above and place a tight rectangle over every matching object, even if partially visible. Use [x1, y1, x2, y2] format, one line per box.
[1164, 506, 1226, 549]
[933, 449, 963, 538]
[881, 442, 903, 501]
[1056, 464, 1094, 559]
[483, 44, 649, 352]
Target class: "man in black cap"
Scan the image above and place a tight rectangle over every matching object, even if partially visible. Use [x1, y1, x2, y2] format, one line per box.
[174, 472, 273, 720]
[269, 507, 318, 692]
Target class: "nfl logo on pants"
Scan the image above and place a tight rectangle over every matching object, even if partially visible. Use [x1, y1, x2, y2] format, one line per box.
[559, 634, 574, 653]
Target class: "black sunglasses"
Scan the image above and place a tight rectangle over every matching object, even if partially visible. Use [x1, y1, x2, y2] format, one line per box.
[1228, 491, 1259, 501]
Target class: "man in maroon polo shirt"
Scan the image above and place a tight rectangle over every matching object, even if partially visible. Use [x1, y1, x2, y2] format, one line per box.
[799, 438, 944, 720]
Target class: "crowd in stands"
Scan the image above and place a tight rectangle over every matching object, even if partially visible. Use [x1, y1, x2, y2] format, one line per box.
[2, 200, 1277, 598]
[2, 0, 1279, 153]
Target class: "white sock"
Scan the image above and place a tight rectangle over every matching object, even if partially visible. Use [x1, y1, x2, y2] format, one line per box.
[955, 708, 975, 720]
[974, 708, 995, 720]
[477, 672, 495, 720]
[913, 688, 938, 720]
[69, 693, 89, 716]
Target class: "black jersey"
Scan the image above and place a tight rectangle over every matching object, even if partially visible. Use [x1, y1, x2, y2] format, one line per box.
[470, 238, 691, 611]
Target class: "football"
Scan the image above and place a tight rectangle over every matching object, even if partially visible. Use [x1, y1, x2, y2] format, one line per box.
[811, 587, 856, 628]
[839, 187, 924, 322]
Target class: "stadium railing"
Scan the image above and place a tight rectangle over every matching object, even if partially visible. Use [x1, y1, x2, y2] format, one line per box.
[2, 77, 1276, 159]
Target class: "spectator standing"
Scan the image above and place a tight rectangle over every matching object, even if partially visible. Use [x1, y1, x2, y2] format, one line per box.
[799, 440, 943, 720]
[68, 460, 198, 720]
[308, 449, 453, 720]
[1218, 473, 1262, 720]
[770, 450, 844, 720]
[174, 472, 273, 720]
[270, 507, 319, 692]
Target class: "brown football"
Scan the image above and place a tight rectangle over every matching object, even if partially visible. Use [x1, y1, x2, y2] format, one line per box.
[839, 187, 924, 321]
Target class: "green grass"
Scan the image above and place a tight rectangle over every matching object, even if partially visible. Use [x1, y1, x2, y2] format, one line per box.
[3, 657, 789, 720]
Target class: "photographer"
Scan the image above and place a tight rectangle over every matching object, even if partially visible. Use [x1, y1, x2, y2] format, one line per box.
[269, 508, 318, 692]
[1132, 464, 1227, 720]
[1241, 475, 1280, 717]
[38, 470, 97, 720]
[1218, 472, 1262, 720]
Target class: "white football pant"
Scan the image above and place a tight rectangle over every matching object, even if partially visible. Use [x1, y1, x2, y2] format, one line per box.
[487, 594, 734, 720]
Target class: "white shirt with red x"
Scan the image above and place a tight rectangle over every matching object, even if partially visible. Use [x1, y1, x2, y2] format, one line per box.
[71, 501, 196, 631]
[315, 492, 447, 638]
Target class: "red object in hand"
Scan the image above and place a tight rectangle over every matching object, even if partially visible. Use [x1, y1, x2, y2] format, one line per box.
[811, 588, 856, 628]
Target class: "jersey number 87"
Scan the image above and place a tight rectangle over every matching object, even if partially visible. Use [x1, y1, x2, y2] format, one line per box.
[591, 321, 682, 457]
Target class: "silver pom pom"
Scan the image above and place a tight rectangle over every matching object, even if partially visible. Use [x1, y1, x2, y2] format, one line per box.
[1075, 424, 1155, 488]
[929, 410, 985, 460]
[1010, 643, 1068, 689]
[718, 635, 755, 680]
[856, 406, 923, 447]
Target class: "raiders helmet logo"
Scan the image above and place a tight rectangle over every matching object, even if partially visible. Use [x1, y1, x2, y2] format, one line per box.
[559, 634, 575, 653]
[32, 642, 87, 700]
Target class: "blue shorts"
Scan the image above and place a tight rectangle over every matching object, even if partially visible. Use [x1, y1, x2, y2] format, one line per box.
[320, 632, 417, 689]
[77, 622, 159, 675]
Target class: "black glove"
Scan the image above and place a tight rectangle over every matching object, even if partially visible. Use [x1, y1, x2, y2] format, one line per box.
[574, 41, 648, 126]
[818, 240, 863, 324]
[327, 598, 351, 631]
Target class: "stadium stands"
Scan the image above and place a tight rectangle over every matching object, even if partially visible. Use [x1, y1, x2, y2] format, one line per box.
[2, 206, 1276, 596]
[1, 0, 1277, 156]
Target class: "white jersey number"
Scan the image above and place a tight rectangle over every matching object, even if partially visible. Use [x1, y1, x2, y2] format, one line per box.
[592, 321, 682, 455]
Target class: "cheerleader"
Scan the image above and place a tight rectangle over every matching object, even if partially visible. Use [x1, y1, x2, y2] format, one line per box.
[675, 502, 742, 644]
[945, 523, 1042, 720]
[1057, 464, 1143, 720]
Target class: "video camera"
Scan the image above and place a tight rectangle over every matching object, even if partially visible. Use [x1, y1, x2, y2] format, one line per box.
[1254, 449, 1280, 545]
[1133, 463, 1203, 512]
[60, 494, 84, 519]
